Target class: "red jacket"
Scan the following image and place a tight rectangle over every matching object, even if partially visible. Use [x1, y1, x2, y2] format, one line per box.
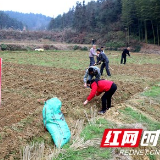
[87, 80, 113, 101]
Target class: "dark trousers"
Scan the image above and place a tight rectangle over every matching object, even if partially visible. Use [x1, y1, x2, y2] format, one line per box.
[121, 56, 126, 64]
[101, 83, 117, 111]
[100, 62, 111, 76]
[89, 57, 95, 66]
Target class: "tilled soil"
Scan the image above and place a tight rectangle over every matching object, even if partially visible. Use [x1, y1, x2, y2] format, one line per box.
[0, 62, 160, 159]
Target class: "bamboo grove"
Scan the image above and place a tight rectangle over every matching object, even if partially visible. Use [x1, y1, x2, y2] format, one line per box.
[48, 0, 160, 45]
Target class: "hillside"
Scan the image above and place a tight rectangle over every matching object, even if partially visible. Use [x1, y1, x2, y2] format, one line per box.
[4, 11, 51, 30]
[0, 11, 24, 30]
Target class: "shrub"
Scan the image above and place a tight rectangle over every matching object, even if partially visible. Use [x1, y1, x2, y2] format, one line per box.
[81, 46, 88, 51]
[43, 45, 50, 50]
[1, 44, 7, 51]
[133, 45, 141, 52]
[73, 45, 79, 50]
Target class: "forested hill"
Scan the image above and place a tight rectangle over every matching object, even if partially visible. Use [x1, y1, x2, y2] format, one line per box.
[48, 0, 160, 46]
[4, 11, 51, 30]
[0, 11, 24, 30]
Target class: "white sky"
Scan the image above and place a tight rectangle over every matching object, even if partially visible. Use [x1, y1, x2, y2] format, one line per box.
[0, 0, 93, 17]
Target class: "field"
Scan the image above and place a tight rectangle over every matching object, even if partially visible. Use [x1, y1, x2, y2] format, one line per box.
[0, 47, 160, 160]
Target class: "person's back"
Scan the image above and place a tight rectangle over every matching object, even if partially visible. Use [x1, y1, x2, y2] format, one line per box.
[122, 48, 130, 57]
[99, 51, 109, 63]
[91, 80, 113, 93]
[84, 79, 117, 115]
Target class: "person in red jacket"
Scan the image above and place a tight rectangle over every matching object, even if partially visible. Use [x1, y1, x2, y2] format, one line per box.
[83, 79, 117, 115]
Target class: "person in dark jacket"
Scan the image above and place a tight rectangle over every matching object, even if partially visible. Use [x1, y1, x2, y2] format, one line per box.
[83, 66, 101, 87]
[96, 46, 104, 63]
[96, 48, 111, 76]
[121, 47, 130, 64]
[91, 39, 96, 45]
[100, 46, 104, 53]
[83, 79, 117, 115]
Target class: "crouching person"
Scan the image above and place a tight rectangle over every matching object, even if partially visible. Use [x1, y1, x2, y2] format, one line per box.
[83, 79, 117, 115]
[84, 66, 101, 87]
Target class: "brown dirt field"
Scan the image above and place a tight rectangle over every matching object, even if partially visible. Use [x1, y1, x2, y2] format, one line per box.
[0, 62, 160, 159]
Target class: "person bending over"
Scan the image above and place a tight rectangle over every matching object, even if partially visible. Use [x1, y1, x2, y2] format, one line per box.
[83, 79, 117, 115]
[121, 47, 130, 64]
[96, 48, 111, 77]
[83, 66, 101, 87]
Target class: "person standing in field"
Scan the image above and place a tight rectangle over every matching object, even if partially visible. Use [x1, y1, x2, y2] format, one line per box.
[96, 48, 111, 77]
[89, 44, 97, 66]
[91, 39, 96, 45]
[83, 79, 117, 115]
[83, 66, 101, 87]
[100, 46, 105, 53]
[121, 47, 130, 64]
[97, 46, 105, 63]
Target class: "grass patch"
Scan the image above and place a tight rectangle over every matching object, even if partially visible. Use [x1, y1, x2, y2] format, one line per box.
[120, 107, 160, 130]
[142, 85, 160, 99]
[148, 154, 157, 160]
[107, 52, 160, 65]
[81, 118, 115, 141]
[126, 54, 160, 65]
[0, 50, 88, 70]
[1, 51, 160, 72]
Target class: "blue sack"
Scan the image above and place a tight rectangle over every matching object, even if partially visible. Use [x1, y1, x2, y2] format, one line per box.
[42, 97, 71, 148]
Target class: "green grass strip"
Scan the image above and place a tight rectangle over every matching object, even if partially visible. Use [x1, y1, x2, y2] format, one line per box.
[120, 107, 160, 131]
[142, 85, 160, 99]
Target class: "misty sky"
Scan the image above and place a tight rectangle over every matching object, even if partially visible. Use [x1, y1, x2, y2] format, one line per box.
[0, 0, 93, 17]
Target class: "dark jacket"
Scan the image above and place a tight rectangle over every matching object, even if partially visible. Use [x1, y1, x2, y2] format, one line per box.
[98, 51, 109, 63]
[122, 49, 130, 57]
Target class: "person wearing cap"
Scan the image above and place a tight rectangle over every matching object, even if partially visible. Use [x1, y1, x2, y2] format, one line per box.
[83, 79, 117, 115]
[96, 48, 111, 77]
[83, 66, 101, 87]
[89, 44, 97, 66]
[121, 47, 130, 64]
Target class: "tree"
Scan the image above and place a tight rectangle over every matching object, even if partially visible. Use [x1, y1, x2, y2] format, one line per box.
[121, 0, 136, 45]
[73, 1, 87, 32]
